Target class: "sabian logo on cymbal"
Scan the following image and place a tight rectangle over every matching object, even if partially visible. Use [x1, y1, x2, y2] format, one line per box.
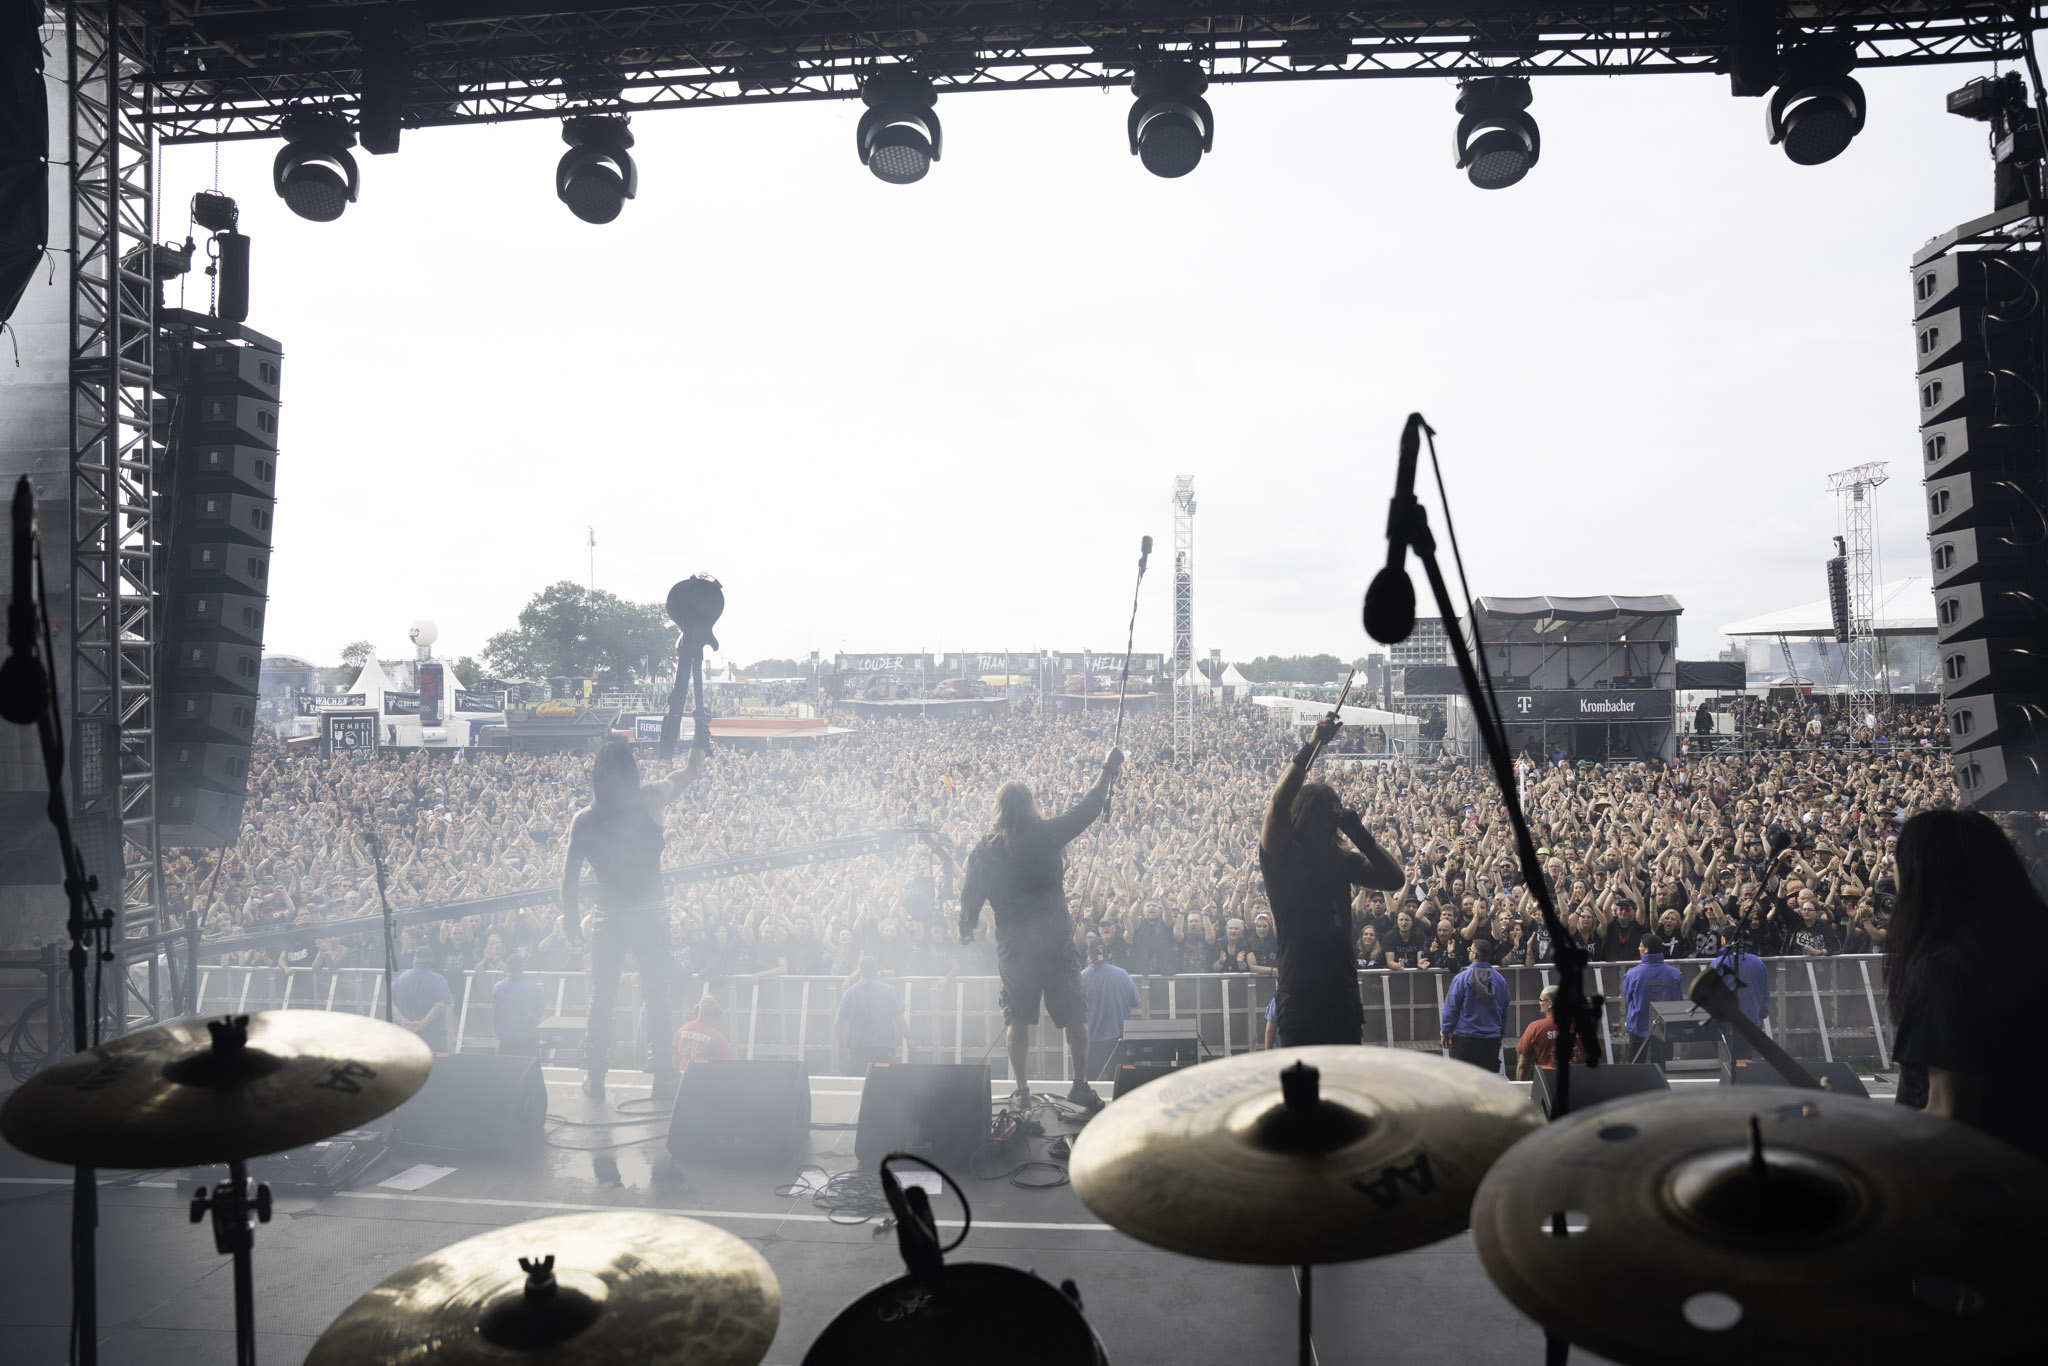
[313, 1060, 378, 1093]
[1351, 1151, 1435, 1209]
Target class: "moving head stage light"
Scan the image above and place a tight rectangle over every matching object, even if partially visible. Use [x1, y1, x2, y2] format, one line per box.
[1129, 61, 1214, 179]
[557, 116, 638, 223]
[1768, 41, 1866, 166]
[857, 69, 942, 185]
[1454, 78, 1540, 190]
[273, 112, 360, 222]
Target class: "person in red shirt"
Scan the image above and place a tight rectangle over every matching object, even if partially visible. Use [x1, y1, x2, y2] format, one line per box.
[673, 994, 733, 1073]
[1515, 986, 1588, 1080]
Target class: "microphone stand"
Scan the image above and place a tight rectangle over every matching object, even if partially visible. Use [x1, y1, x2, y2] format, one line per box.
[8, 481, 113, 1366]
[1380, 443, 1600, 1366]
[1107, 538, 1151, 816]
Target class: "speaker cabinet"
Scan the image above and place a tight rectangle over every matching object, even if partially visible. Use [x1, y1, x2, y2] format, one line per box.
[394, 1052, 547, 1157]
[1531, 1063, 1670, 1121]
[1112, 1063, 1178, 1098]
[853, 1063, 990, 1170]
[666, 1060, 811, 1166]
[1723, 1058, 1870, 1098]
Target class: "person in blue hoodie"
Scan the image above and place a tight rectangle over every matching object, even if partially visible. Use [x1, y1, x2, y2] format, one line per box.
[1439, 941, 1510, 1073]
[1623, 936, 1685, 1065]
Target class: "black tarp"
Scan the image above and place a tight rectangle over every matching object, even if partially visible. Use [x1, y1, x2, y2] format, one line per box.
[1675, 659, 1746, 690]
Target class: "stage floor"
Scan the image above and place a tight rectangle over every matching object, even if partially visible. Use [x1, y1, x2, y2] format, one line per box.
[0, 1067, 1894, 1365]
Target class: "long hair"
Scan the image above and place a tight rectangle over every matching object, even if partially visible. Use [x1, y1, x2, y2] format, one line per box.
[989, 781, 1040, 850]
[591, 740, 640, 808]
[1289, 781, 1341, 840]
[1884, 809, 2046, 1028]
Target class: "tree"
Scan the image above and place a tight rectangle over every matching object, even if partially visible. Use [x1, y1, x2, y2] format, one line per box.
[323, 639, 376, 690]
[482, 582, 672, 687]
[743, 657, 809, 677]
[451, 656, 481, 689]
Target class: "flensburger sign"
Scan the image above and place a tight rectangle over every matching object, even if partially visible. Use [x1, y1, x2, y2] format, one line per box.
[1507, 690, 1673, 722]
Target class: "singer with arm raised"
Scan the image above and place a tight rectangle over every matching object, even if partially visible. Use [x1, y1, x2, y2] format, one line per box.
[1259, 715, 1405, 1046]
[562, 741, 704, 1099]
[959, 747, 1123, 1113]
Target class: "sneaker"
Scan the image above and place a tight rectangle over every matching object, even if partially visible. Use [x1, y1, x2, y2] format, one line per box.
[1008, 1084, 1033, 1112]
[1066, 1080, 1104, 1113]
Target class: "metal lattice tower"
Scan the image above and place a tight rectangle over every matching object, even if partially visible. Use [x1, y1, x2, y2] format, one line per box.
[1828, 461, 1890, 711]
[68, 1, 162, 1029]
[1171, 476, 1196, 768]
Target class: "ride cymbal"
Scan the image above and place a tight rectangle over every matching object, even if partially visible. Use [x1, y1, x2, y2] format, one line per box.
[1070, 1045, 1541, 1264]
[1471, 1088, 2048, 1366]
[0, 1012, 431, 1169]
[305, 1212, 780, 1366]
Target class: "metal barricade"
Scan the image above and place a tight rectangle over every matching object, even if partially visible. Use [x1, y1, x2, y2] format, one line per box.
[149, 954, 1892, 1073]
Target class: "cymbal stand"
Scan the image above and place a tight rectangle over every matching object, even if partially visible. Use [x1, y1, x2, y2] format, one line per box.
[191, 1157, 272, 1366]
[1381, 426, 1601, 1366]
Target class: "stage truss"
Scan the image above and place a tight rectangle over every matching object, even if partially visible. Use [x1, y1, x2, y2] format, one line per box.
[140, 2, 2036, 143]
[38, 0, 2037, 1022]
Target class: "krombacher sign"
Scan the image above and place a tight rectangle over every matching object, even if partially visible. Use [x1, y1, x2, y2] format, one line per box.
[1506, 689, 1673, 722]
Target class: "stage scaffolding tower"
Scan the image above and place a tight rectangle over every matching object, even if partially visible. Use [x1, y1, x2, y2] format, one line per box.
[1171, 477, 1195, 768]
[1828, 461, 1889, 713]
[66, 1, 162, 1035]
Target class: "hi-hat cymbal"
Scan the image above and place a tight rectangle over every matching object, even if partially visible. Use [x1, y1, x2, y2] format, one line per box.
[1471, 1088, 2048, 1366]
[305, 1212, 781, 1366]
[0, 1012, 431, 1169]
[1070, 1045, 1541, 1265]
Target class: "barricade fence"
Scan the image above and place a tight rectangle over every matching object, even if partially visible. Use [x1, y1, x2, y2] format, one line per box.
[139, 955, 1891, 1080]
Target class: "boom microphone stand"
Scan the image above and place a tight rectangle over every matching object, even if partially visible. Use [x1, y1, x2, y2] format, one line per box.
[1107, 536, 1152, 815]
[1371, 425, 1601, 1366]
[3, 479, 114, 1366]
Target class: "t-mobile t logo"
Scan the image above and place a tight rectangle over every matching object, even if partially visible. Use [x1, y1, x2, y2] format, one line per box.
[1516, 696, 1533, 715]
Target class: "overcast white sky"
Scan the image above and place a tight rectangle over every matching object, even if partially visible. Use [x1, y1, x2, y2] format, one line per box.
[157, 62, 1997, 671]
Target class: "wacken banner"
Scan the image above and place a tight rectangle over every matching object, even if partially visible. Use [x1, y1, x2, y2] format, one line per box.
[834, 653, 932, 675]
[454, 690, 507, 713]
[1502, 689, 1674, 722]
[297, 693, 365, 715]
[384, 691, 422, 716]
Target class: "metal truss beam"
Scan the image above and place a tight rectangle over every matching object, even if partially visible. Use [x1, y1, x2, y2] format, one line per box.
[136, 2, 2034, 143]
[69, 0, 161, 1024]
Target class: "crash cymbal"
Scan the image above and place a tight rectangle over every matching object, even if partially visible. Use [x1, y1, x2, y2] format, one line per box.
[1471, 1088, 2048, 1366]
[1070, 1045, 1541, 1265]
[0, 1011, 431, 1169]
[305, 1212, 780, 1366]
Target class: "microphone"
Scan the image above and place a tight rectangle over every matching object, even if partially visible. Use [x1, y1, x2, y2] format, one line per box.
[0, 478, 49, 726]
[1138, 534, 1153, 575]
[1362, 413, 1428, 645]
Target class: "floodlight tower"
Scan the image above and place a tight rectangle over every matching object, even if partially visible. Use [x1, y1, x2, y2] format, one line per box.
[1828, 461, 1889, 711]
[1171, 476, 1196, 767]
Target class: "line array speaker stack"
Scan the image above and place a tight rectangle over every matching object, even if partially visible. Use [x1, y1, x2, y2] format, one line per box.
[155, 337, 283, 844]
[0, 0, 44, 326]
[1910, 242, 2048, 810]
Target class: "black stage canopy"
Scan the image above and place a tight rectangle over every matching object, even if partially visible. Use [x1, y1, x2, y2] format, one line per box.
[138, 2, 2030, 142]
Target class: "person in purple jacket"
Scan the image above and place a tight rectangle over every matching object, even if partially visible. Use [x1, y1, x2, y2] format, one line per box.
[1439, 940, 1510, 1073]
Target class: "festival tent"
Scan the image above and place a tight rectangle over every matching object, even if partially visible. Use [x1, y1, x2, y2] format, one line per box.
[343, 657, 404, 713]
[1218, 663, 1256, 699]
[1251, 695, 1422, 733]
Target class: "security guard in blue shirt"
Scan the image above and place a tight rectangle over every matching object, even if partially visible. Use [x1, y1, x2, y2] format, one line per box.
[1622, 938, 1684, 1065]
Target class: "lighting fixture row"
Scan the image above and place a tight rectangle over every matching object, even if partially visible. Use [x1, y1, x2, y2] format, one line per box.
[270, 51, 1869, 224]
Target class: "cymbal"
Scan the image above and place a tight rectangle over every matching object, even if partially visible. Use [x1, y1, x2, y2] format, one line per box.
[1070, 1045, 1541, 1264]
[0, 1012, 431, 1169]
[305, 1212, 780, 1366]
[1471, 1088, 2048, 1366]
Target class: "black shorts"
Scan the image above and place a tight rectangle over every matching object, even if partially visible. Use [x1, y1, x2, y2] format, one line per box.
[997, 917, 1087, 1030]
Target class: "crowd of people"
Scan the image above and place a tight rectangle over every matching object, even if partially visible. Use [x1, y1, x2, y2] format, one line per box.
[161, 694, 2036, 1020]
